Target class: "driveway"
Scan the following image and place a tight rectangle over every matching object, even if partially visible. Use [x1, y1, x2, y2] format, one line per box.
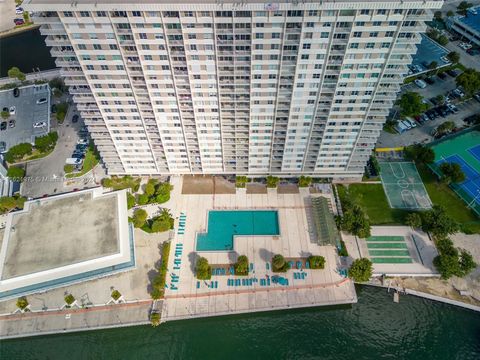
[21, 103, 81, 197]
[444, 41, 480, 72]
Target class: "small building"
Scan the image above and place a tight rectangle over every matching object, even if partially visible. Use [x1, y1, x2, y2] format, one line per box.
[446, 7, 480, 47]
[0, 163, 20, 197]
[0, 84, 51, 153]
[0, 188, 135, 301]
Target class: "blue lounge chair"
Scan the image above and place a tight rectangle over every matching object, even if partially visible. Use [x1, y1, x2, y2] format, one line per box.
[296, 261, 302, 269]
[301, 272, 306, 279]
[260, 279, 265, 286]
[241, 279, 246, 286]
[174, 266, 180, 270]
[171, 284, 178, 290]
[305, 261, 310, 269]
[267, 278, 271, 286]
[196, 281, 200, 289]
[289, 261, 294, 269]
[285, 279, 289, 286]
[294, 273, 298, 279]
[215, 281, 218, 288]
[229, 266, 234, 274]
[266, 262, 270, 270]
[249, 263, 254, 271]
[172, 278, 178, 283]
[249, 279, 253, 286]
[236, 279, 241, 286]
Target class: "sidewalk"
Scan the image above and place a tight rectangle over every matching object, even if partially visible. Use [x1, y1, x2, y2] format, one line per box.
[0, 300, 155, 339]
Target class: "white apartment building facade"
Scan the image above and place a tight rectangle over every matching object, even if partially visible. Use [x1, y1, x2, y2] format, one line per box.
[26, 0, 443, 179]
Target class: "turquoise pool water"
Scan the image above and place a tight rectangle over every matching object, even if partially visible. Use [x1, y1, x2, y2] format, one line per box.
[196, 210, 280, 251]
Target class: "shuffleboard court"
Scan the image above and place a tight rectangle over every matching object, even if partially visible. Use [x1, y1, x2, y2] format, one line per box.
[367, 236, 405, 242]
[371, 257, 413, 264]
[367, 242, 408, 249]
[379, 162, 432, 210]
[368, 250, 410, 256]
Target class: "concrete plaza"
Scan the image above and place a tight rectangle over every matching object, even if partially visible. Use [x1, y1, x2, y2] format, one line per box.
[161, 177, 357, 321]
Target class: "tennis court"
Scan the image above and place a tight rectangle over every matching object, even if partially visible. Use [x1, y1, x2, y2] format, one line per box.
[430, 130, 480, 216]
[379, 162, 432, 210]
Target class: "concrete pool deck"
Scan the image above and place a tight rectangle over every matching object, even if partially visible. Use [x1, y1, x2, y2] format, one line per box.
[161, 177, 357, 322]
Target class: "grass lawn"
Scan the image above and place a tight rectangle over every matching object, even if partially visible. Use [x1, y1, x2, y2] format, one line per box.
[417, 164, 480, 234]
[65, 148, 99, 178]
[337, 184, 409, 225]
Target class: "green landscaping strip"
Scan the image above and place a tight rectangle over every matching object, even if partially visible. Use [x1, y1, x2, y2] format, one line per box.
[368, 250, 410, 256]
[367, 242, 408, 249]
[371, 257, 412, 264]
[367, 236, 405, 242]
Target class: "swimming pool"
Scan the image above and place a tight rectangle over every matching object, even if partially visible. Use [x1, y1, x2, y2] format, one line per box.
[196, 210, 280, 251]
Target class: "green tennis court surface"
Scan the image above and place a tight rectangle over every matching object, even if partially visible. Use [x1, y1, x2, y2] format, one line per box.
[379, 162, 432, 210]
[371, 257, 413, 264]
[367, 236, 404, 242]
[368, 250, 410, 256]
[367, 242, 408, 249]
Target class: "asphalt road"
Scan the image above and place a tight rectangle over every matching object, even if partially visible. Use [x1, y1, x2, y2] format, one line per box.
[21, 103, 81, 198]
[445, 41, 480, 72]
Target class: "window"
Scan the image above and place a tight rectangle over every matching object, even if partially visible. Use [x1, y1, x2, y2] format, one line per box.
[377, 9, 387, 15]
[303, 44, 311, 49]
[308, 10, 318, 17]
[63, 11, 73, 17]
[77, 44, 86, 50]
[360, 10, 369, 15]
[80, 11, 90, 17]
[385, 31, 394, 37]
[381, 42, 390, 48]
[370, 32, 378, 37]
[255, 33, 264, 39]
[132, 11, 141, 17]
[365, 43, 375, 49]
[353, 31, 362, 37]
[321, 32, 329, 38]
[301, 54, 309, 60]
[349, 43, 359, 49]
[372, 21, 382, 26]
[96, 11, 106, 17]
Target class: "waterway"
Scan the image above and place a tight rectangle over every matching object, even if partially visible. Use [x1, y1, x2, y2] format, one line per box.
[2, 286, 479, 359]
[0, 28, 56, 78]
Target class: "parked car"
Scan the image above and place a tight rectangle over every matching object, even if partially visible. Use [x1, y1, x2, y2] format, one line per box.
[424, 77, 435, 85]
[395, 121, 409, 134]
[474, 93, 480, 103]
[467, 48, 480, 56]
[51, 104, 57, 113]
[437, 72, 447, 80]
[66, 158, 83, 165]
[447, 104, 459, 113]
[33, 121, 46, 128]
[77, 138, 88, 145]
[404, 117, 417, 128]
[459, 42, 472, 50]
[13, 88, 20, 97]
[447, 69, 460, 77]
[9, 119, 15, 128]
[452, 88, 465, 98]
[464, 114, 480, 125]
[72, 114, 79, 123]
[72, 152, 85, 159]
[16, 7, 23, 14]
[14, 18, 24, 26]
[401, 120, 412, 129]
[36, 98, 47, 104]
[0, 141, 6, 153]
[9, 106, 15, 115]
[2, 107, 8, 113]
[0, 122, 6, 131]
[414, 79, 427, 89]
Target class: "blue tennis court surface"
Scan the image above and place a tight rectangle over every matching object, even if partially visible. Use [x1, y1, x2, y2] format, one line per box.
[468, 144, 480, 163]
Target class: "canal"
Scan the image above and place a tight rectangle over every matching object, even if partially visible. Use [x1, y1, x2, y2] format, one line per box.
[0, 28, 56, 78]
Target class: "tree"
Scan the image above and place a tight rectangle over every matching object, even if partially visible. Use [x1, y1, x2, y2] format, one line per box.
[341, 204, 371, 238]
[447, 51, 460, 64]
[456, 68, 480, 96]
[235, 176, 248, 188]
[446, 10, 454, 17]
[434, 10, 442, 20]
[422, 205, 459, 239]
[272, 254, 290, 272]
[154, 182, 173, 204]
[8, 67, 25, 81]
[458, 249, 476, 276]
[16, 296, 29, 310]
[150, 312, 161, 327]
[126, 192, 136, 209]
[439, 162, 466, 184]
[348, 258, 373, 282]
[437, 35, 448, 46]
[298, 176, 312, 187]
[234, 255, 249, 276]
[435, 94, 445, 104]
[397, 92, 429, 117]
[434, 251, 461, 279]
[132, 208, 148, 228]
[6, 166, 25, 180]
[1, 110, 10, 119]
[150, 287, 162, 300]
[137, 193, 149, 205]
[144, 180, 156, 197]
[429, 61, 438, 72]
[457, 1, 473, 15]
[266, 175, 279, 188]
[64, 294, 75, 306]
[405, 213, 422, 228]
[437, 121, 455, 135]
[0, 196, 25, 214]
[308, 255, 325, 269]
[196, 257, 211, 280]
[111, 290, 122, 301]
[34, 132, 58, 153]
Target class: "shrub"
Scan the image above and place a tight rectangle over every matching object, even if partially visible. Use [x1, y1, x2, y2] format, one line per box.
[403, 144, 435, 165]
[308, 255, 325, 269]
[236, 176, 248, 188]
[143, 209, 173, 233]
[126, 192, 136, 209]
[7, 166, 25, 180]
[16, 296, 29, 310]
[298, 176, 312, 187]
[150, 287, 162, 300]
[102, 176, 141, 191]
[272, 254, 290, 273]
[433, 237, 476, 279]
[348, 258, 373, 282]
[8, 67, 25, 81]
[439, 162, 466, 184]
[64, 164, 74, 173]
[35, 132, 58, 153]
[422, 205, 459, 239]
[234, 255, 249, 276]
[111, 290, 121, 301]
[1, 111, 9, 119]
[64, 294, 75, 306]
[150, 312, 161, 327]
[338, 240, 349, 257]
[132, 208, 148, 228]
[196, 257, 212, 280]
[5, 143, 33, 163]
[154, 182, 173, 204]
[266, 176, 279, 188]
[0, 195, 26, 214]
[150, 242, 170, 299]
[341, 204, 371, 238]
[405, 213, 422, 228]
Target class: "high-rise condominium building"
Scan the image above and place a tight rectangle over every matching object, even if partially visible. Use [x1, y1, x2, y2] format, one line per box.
[27, 0, 442, 179]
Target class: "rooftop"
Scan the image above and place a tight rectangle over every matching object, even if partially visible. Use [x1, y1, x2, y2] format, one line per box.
[457, 7, 480, 34]
[0, 188, 133, 300]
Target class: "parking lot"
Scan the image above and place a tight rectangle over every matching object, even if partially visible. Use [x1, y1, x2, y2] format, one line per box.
[0, 84, 50, 151]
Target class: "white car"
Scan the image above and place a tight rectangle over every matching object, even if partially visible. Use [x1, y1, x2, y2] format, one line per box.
[77, 138, 88, 145]
[440, 56, 450, 63]
[16, 7, 23, 14]
[36, 98, 47, 105]
[33, 122, 46, 128]
[459, 42, 472, 50]
[9, 106, 15, 115]
[414, 79, 427, 89]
